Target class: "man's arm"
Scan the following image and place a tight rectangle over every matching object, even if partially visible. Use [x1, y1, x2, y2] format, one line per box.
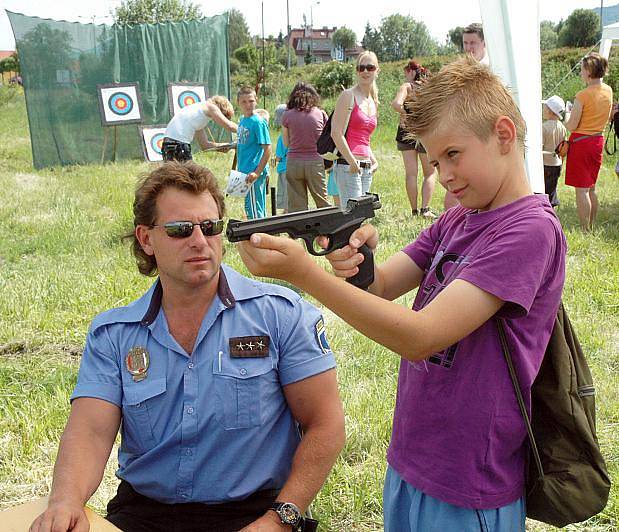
[247, 144, 272, 184]
[241, 370, 345, 531]
[30, 398, 121, 532]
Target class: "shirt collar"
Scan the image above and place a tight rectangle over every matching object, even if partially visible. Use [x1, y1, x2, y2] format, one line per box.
[140, 265, 243, 326]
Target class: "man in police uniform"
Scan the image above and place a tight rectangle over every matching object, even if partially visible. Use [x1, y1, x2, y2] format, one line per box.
[30, 162, 345, 532]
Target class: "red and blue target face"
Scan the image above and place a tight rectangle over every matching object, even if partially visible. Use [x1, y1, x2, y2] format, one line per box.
[109, 92, 134, 115]
[150, 133, 164, 155]
[178, 90, 201, 108]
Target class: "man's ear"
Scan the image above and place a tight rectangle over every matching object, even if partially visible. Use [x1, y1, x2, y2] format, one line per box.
[495, 116, 517, 154]
[135, 225, 155, 256]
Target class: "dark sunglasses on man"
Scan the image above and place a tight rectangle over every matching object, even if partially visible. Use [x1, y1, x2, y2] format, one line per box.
[149, 219, 224, 238]
[357, 64, 377, 72]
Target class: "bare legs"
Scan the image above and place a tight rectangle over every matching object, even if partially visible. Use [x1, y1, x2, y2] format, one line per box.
[575, 186, 598, 230]
[402, 149, 436, 214]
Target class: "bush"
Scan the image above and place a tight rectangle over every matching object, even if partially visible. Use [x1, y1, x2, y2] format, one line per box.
[311, 61, 354, 98]
[0, 84, 21, 107]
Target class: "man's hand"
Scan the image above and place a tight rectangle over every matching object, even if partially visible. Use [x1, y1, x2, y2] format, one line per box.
[29, 501, 90, 532]
[238, 234, 316, 286]
[239, 511, 291, 531]
[246, 172, 259, 184]
[321, 224, 378, 280]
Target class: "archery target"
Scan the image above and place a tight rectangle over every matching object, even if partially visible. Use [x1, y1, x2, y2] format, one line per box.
[168, 83, 208, 117]
[97, 83, 143, 126]
[140, 126, 167, 162]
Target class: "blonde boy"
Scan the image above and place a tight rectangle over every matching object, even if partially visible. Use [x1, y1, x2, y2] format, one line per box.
[237, 57, 567, 531]
[236, 87, 272, 219]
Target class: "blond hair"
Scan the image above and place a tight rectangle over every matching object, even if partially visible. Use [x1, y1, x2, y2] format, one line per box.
[209, 95, 234, 120]
[255, 108, 270, 123]
[404, 56, 526, 151]
[356, 50, 380, 105]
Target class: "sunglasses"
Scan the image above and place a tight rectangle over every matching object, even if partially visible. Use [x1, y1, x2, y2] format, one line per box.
[150, 219, 224, 238]
[357, 64, 377, 72]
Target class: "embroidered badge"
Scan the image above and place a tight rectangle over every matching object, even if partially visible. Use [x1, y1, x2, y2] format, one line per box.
[125, 346, 150, 382]
[229, 336, 270, 358]
[315, 318, 331, 355]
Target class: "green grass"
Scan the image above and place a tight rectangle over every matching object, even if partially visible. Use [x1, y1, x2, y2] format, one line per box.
[0, 84, 618, 531]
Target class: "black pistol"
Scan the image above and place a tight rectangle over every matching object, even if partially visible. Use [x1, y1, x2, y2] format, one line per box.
[226, 194, 381, 290]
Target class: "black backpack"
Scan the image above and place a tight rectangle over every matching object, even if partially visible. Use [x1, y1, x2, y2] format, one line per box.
[316, 91, 354, 167]
[497, 303, 611, 527]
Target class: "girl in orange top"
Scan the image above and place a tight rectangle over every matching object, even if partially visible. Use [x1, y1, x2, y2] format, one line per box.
[564, 52, 613, 230]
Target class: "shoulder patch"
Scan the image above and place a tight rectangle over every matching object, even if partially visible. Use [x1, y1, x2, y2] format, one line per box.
[315, 318, 332, 355]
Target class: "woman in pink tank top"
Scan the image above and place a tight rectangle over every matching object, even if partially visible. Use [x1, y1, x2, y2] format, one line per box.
[330, 51, 379, 209]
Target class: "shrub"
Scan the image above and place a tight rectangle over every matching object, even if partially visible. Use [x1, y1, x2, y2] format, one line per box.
[0, 84, 21, 107]
[311, 61, 354, 97]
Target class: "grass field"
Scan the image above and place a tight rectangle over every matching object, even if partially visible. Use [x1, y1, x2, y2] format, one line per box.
[0, 86, 617, 531]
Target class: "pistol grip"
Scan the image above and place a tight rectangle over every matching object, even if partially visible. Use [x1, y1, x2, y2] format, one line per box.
[347, 244, 374, 290]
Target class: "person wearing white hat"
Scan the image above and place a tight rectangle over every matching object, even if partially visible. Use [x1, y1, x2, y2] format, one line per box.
[542, 95, 568, 207]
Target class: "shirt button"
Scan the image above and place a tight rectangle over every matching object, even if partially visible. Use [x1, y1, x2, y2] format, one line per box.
[188, 362, 194, 369]
[239, 368, 247, 376]
[187, 407, 194, 414]
[186, 449, 192, 456]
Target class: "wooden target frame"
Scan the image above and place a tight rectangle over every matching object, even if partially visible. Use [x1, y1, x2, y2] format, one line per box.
[167, 82, 209, 117]
[96, 82, 143, 126]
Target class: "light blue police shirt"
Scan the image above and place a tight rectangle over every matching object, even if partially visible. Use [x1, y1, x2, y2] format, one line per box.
[71, 264, 336, 504]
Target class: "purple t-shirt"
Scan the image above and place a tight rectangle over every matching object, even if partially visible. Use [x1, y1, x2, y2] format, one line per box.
[388, 195, 566, 509]
[282, 107, 327, 161]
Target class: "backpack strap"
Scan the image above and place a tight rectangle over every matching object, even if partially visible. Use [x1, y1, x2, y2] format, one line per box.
[496, 319, 545, 482]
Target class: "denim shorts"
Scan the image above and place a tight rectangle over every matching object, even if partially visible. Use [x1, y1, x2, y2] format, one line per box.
[332, 161, 372, 210]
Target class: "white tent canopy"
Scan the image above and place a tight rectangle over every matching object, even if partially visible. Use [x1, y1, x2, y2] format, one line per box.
[600, 21, 619, 58]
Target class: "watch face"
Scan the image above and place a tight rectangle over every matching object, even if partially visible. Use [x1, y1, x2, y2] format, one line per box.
[278, 502, 301, 525]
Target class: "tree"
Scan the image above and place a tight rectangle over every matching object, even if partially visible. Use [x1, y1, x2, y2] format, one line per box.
[0, 53, 19, 75]
[114, 0, 201, 25]
[227, 8, 251, 53]
[448, 26, 464, 51]
[332, 27, 357, 61]
[377, 14, 437, 62]
[361, 22, 382, 56]
[540, 20, 558, 50]
[558, 9, 600, 47]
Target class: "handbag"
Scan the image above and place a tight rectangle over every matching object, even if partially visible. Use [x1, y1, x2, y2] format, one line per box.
[556, 133, 603, 159]
[316, 90, 354, 162]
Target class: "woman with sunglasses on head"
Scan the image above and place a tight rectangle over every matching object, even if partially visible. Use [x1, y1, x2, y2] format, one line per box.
[330, 51, 379, 209]
[392, 60, 436, 219]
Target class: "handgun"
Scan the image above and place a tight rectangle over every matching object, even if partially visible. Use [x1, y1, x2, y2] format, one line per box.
[226, 194, 381, 289]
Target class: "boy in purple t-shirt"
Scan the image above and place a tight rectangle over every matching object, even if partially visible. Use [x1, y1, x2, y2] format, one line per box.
[237, 57, 567, 531]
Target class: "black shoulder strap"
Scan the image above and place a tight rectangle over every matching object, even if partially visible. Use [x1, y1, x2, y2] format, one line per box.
[496, 319, 544, 481]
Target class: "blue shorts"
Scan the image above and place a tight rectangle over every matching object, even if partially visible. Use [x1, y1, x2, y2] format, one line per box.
[244, 173, 267, 219]
[383, 465, 525, 532]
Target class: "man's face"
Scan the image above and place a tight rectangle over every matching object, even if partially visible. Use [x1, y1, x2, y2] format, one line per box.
[463, 32, 485, 62]
[421, 122, 508, 212]
[138, 188, 223, 290]
[238, 93, 257, 117]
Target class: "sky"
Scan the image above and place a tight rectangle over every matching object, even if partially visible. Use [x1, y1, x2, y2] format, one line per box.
[0, 0, 611, 51]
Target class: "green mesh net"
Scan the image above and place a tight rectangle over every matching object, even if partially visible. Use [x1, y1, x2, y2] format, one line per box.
[7, 11, 230, 168]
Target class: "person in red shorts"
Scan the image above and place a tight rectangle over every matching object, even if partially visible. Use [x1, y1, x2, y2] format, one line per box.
[564, 52, 613, 230]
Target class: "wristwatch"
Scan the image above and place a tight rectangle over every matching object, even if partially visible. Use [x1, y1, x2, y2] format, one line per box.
[270, 501, 304, 530]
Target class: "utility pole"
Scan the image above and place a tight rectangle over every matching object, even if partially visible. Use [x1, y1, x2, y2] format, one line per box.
[600, 0, 604, 34]
[310, 1, 320, 64]
[286, 0, 291, 69]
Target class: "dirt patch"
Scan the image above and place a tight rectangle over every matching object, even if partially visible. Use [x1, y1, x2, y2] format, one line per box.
[13, 172, 43, 191]
[0, 341, 82, 358]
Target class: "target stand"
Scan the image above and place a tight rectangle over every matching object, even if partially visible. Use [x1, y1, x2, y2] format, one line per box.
[139, 125, 167, 162]
[167, 82, 209, 117]
[97, 82, 144, 162]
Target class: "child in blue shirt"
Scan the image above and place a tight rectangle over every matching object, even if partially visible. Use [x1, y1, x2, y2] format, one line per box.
[236, 87, 272, 219]
[274, 104, 289, 213]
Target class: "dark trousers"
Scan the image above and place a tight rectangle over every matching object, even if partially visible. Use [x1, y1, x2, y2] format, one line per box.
[543, 164, 561, 207]
[162, 138, 192, 162]
[106, 481, 279, 532]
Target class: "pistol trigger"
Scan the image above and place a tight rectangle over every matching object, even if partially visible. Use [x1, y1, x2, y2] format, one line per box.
[302, 236, 319, 256]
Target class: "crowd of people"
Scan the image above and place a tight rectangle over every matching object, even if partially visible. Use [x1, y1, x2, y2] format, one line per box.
[24, 19, 614, 532]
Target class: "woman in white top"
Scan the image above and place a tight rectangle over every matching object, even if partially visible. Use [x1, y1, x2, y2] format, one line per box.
[163, 96, 237, 161]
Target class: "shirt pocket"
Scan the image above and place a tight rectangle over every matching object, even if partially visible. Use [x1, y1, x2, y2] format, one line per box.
[121, 377, 167, 454]
[212, 354, 273, 430]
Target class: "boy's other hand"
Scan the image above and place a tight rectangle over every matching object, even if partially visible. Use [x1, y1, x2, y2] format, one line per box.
[320, 224, 378, 280]
[238, 233, 314, 286]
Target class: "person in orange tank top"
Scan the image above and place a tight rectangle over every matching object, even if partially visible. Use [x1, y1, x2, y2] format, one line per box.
[564, 52, 613, 230]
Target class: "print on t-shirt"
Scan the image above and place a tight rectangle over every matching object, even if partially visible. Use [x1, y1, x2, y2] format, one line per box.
[416, 248, 470, 369]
